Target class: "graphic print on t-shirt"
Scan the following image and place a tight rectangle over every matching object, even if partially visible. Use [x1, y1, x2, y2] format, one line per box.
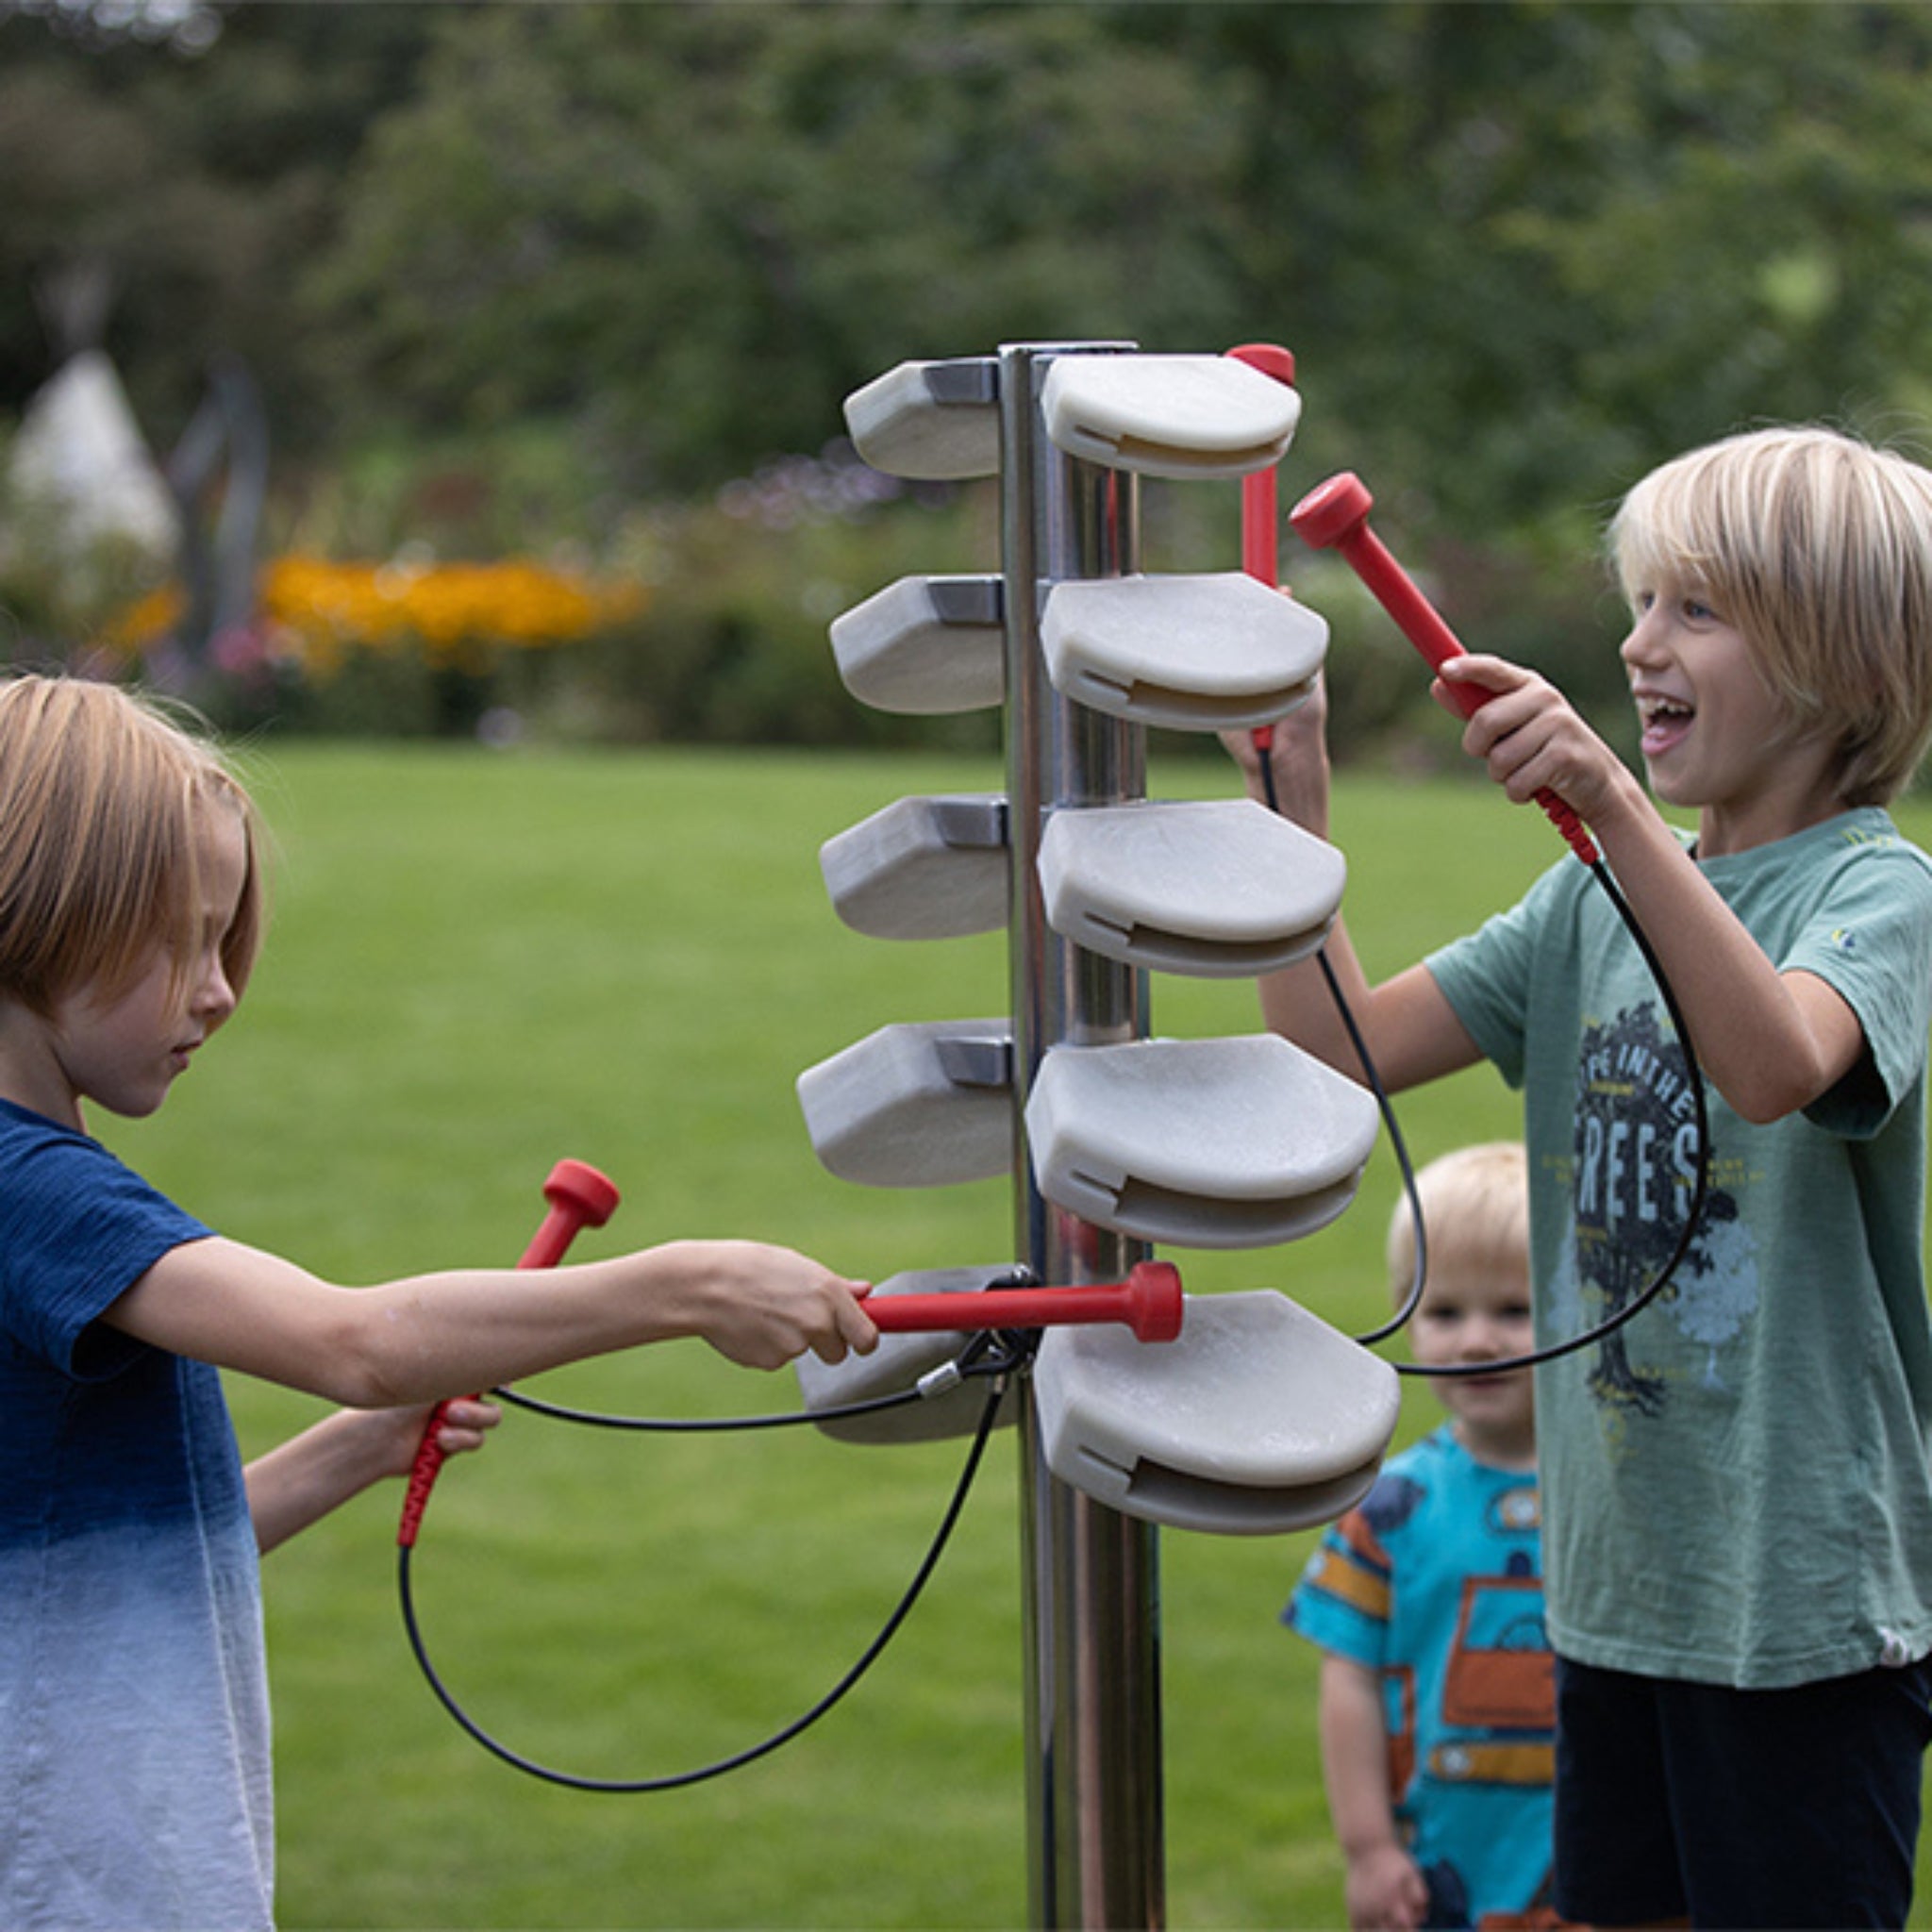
[1561, 1001, 1747, 1421]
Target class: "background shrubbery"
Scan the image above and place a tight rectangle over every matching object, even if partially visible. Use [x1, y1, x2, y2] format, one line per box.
[8, 2, 1932, 770]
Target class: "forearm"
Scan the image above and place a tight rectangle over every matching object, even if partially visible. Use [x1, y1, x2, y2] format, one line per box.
[247, 1398, 497, 1554]
[245, 1407, 414, 1555]
[1319, 1657, 1426, 1930]
[1231, 702, 1480, 1091]
[1320, 1662, 1403, 1864]
[110, 1235, 874, 1410]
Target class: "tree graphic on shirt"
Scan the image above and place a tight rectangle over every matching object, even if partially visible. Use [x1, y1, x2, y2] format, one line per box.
[1572, 1002, 1740, 1415]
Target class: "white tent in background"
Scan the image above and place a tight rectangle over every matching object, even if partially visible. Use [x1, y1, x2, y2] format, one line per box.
[8, 348, 179, 564]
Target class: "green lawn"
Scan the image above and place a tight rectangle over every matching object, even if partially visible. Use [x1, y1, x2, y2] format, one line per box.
[95, 742, 1932, 1928]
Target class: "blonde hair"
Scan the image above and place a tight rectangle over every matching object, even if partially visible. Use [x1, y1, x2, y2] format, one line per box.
[0, 675, 265, 1016]
[1610, 425, 1932, 807]
[1387, 1141, 1527, 1303]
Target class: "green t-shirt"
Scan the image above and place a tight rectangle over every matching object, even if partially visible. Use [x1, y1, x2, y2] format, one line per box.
[1428, 809, 1932, 1689]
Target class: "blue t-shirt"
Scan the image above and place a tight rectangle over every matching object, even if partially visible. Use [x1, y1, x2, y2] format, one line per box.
[0, 1099, 274, 1931]
[1287, 1426, 1553, 1927]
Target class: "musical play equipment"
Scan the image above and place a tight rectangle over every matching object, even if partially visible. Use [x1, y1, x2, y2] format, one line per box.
[800, 340, 1401, 1924]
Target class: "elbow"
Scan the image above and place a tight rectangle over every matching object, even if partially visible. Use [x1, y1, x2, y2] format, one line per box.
[304, 1303, 436, 1409]
[1720, 1061, 1826, 1127]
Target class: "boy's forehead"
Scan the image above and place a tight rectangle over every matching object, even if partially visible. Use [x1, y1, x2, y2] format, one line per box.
[1414, 1237, 1530, 1301]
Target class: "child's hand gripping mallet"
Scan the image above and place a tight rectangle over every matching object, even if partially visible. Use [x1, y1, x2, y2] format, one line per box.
[1290, 471, 1600, 864]
[863, 1260, 1184, 1343]
[397, 1158, 622, 1547]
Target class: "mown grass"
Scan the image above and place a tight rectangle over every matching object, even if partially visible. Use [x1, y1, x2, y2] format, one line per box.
[95, 743, 1932, 1928]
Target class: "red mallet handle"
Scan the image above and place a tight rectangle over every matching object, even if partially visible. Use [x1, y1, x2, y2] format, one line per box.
[398, 1158, 622, 1547]
[1228, 344, 1298, 753]
[1290, 471, 1598, 863]
[865, 1261, 1184, 1344]
[1227, 343, 1297, 593]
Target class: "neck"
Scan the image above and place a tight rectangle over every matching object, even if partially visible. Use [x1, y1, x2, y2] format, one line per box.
[0, 1000, 84, 1131]
[1453, 1417, 1537, 1472]
[1696, 756, 1849, 859]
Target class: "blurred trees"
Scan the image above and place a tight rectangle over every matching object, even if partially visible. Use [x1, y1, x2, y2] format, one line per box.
[8, 0, 1932, 743]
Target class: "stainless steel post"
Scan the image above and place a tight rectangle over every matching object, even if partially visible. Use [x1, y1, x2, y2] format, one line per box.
[1002, 341, 1164, 1930]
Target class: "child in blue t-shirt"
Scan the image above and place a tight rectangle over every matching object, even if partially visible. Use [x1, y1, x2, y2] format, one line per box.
[1289, 1143, 1553, 1931]
[1238, 426, 1932, 1928]
[0, 674, 878, 1931]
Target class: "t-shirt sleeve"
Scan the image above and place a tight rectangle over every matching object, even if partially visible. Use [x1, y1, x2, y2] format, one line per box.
[1787, 847, 1932, 1140]
[0, 1127, 211, 1380]
[1424, 859, 1575, 1091]
[1283, 1506, 1393, 1669]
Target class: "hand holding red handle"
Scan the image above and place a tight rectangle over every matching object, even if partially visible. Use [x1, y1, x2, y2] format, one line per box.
[398, 1158, 622, 1547]
[864, 1260, 1183, 1344]
[1289, 471, 1599, 864]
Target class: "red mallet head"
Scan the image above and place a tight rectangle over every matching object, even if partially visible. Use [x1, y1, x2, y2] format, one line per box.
[864, 1261, 1184, 1344]
[520, 1158, 621, 1270]
[1289, 470, 1374, 554]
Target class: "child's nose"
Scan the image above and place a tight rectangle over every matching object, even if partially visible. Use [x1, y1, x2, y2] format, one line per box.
[1621, 606, 1667, 668]
[193, 955, 238, 1024]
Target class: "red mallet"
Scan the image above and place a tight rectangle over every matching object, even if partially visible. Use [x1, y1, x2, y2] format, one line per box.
[398, 1158, 622, 1547]
[864, 1260, 1184, 1344]
[1291, 471, 1598, 863]
[1227, 344, 1298, 756]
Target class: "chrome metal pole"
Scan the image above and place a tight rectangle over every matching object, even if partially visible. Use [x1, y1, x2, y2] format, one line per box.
[1002, 341, 1164, 1930]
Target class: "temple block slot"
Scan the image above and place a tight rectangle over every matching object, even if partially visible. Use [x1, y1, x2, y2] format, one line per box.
[1038, 799, 1343, 977]
[797, 1019, 1013, 1188]
[822, 794, 1008, 941]
[796, 1267, 1024, 1445]
[1041, 354, 1300, 480]
[843, 356, 1002, 481]
[1033, 1291, 1399, 1535]
[1041, 573, 1327, 731]
[1024, 1035, 1378, 1249]
[829, 575, 1005, 715]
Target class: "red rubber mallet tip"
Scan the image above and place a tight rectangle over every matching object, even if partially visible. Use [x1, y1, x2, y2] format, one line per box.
[1124, 1261, 1184, 1343]
[1289, 470, 1374, 552]
[542, 1158, 621, 1229]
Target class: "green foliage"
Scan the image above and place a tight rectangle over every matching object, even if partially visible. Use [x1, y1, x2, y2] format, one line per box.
[11, 4, 1932, 760]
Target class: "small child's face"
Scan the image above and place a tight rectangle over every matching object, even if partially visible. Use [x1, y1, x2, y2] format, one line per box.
[1620, 581, 1829, 828]
[47, 808, 248, 1126]
[1411, 1247, 1535, 1454]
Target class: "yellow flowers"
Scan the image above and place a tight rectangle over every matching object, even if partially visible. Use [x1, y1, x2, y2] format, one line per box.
[108, 553, 648, 675]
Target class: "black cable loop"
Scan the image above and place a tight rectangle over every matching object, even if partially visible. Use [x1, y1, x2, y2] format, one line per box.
[490, 1297, 1033, 1434]
[398, 1336, 1026, 1791]
[1257, 750, 1709, 1378]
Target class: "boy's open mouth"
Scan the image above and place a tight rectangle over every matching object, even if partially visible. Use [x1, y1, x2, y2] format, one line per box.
[1638, 693, 1695, 758]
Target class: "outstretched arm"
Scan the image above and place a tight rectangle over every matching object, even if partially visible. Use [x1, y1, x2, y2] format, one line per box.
[104, 1234, 876, 1411]
[1224, 682, 1484, 1093]
[245, 1397, 499, 1555]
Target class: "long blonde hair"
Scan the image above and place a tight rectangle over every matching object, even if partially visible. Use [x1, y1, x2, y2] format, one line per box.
[1610, 425, 1932, 808]
[0, 675, 265, 1015]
